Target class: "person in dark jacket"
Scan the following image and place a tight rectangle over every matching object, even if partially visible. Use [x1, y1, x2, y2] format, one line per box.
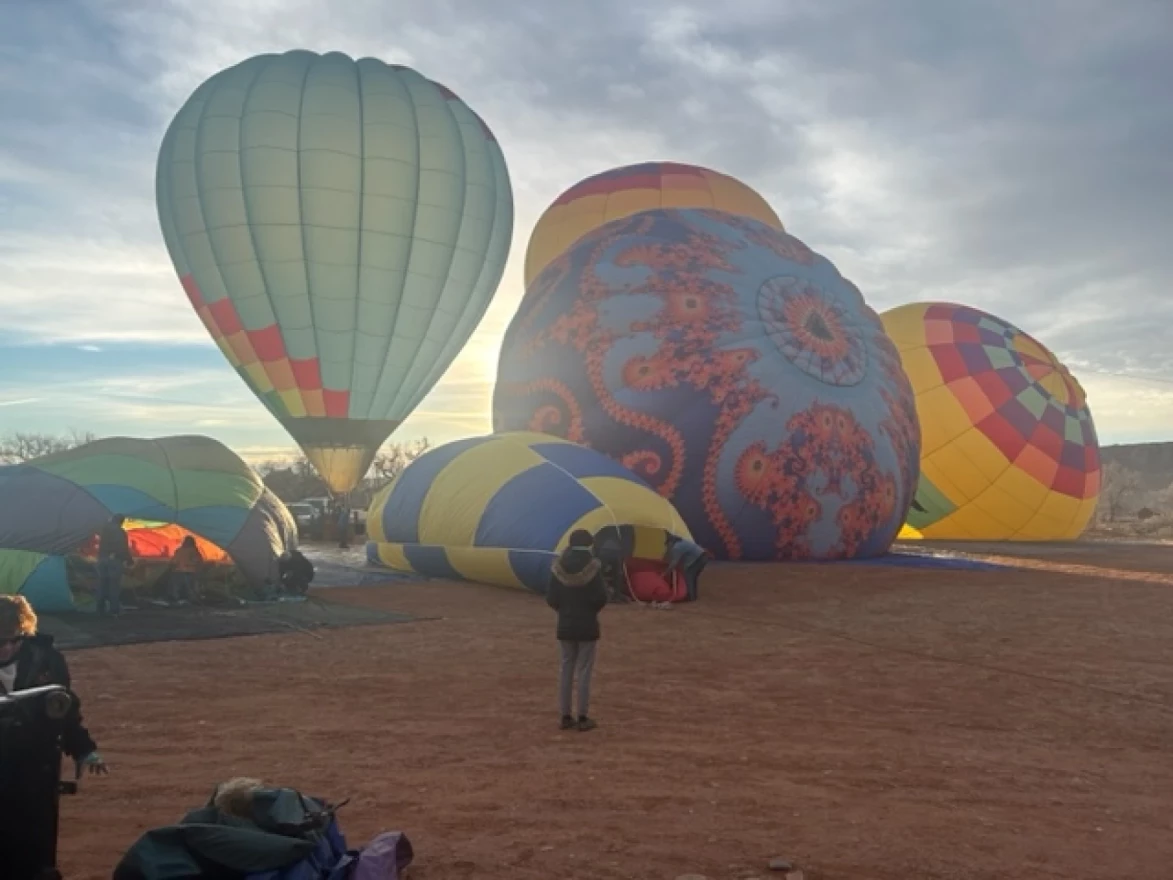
[0, 595, 107, 775]
[169, 535, 204, 604]
[546, 530, 608, 732]
[279, 549, 315, 596]
[593, 525, 629, 602]
[97, 513, 133, 616]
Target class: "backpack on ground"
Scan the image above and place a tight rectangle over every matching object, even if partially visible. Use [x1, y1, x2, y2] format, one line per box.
[112, 785, 412, 880]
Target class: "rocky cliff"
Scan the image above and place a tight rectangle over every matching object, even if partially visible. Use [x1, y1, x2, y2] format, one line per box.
[1101, 442, 1173, 484]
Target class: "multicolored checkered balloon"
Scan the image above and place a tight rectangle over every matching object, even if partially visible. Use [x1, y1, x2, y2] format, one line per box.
[881, 302, 1101, 540]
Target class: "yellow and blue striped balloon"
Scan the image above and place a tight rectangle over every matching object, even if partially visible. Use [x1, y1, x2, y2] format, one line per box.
[366, 432, 690, 592]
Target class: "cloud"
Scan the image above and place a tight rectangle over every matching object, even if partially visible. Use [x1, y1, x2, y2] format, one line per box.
[1079, 374, 1173, 444]
[232, 445, 304, 466]
[1, 0, 1170, 449]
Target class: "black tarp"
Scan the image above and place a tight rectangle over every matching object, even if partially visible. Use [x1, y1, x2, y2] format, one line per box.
[39, 598, 417, 650]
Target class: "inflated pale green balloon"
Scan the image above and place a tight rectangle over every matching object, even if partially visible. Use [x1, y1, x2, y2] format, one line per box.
[156, 50, 513, 492]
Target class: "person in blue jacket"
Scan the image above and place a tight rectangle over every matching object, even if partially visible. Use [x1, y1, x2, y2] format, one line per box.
[665, 534, 709, 602]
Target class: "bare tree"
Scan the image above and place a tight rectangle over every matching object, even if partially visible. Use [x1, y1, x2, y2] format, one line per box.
[257, 437, 430, 503]
[0, 430, 99, 464]
[257, 454, 328, 502]
[370, 437, 430, 487]
[1155, 481, 1173, 514]
[1097, 460, 1142, 522]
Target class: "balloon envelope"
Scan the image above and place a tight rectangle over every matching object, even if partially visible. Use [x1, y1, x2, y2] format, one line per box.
[496, 208, 920, 561]
[366, 431, 691, 592]
[523, 161, 782, 289]
[156, 50, 514, 492]
[881, 302, 1101, 540]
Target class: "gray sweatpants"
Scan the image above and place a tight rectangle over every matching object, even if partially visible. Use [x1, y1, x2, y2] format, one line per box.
[559, 640, 597, 718]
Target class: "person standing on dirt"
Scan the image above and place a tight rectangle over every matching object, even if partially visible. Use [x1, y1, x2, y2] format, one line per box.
[97, 514, 133, 616]
[0, 595, 107, 775]
[665, 534, 708, 602]
[546, 530, 608, 732]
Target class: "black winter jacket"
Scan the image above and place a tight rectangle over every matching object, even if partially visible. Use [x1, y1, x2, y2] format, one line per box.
[5, 633, 98, 760]
[98, 521, 131, 562]
[546, 547, 608, 642]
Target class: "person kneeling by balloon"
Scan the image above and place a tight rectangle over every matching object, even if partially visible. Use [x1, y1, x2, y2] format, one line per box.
[664, 535, 709, 602]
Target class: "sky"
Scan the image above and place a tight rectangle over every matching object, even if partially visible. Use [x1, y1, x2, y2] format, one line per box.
[1, 0, 1171, 465]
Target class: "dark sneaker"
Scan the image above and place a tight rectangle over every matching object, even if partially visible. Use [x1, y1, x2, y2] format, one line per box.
[577, 716, 597, 732]
[559, 715, 576, 730]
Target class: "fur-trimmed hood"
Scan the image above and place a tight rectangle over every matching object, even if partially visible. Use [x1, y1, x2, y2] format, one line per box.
[551, 547, 601, 587]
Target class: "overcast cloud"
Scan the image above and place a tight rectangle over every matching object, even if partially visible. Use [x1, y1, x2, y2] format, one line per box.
[1, 0, 1170, 455]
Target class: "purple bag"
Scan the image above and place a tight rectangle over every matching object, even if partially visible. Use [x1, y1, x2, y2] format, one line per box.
[350, 831, 414, 880]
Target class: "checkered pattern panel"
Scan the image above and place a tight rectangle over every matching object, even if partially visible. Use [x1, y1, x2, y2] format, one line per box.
[923, 303, 1099, 500]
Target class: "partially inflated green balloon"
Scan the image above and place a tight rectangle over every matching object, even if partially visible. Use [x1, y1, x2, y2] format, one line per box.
[156, 50, 513, 492]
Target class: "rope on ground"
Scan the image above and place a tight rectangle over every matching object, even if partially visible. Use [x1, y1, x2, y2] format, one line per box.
[686, 606, 1173, 712]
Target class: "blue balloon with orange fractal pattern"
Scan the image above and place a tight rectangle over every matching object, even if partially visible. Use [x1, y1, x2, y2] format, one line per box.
[492, 208, 921, 561]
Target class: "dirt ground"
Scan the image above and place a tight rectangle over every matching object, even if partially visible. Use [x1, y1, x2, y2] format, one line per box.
[56, 542, 1173, 879]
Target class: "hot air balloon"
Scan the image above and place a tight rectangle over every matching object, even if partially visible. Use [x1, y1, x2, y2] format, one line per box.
[880, 302, 1101, 540]
[156, 50, 514, 493]
[366, 432, 691, 593]
[495, 208, 921, 561]
[523, 161, 783, 289]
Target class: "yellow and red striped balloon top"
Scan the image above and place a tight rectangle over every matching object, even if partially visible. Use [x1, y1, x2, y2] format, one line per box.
[523, 161, 783, 288]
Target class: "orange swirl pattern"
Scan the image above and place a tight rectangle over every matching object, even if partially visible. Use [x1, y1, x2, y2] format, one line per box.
[515, 379, 585, 441]
[493, 208, 920, 560]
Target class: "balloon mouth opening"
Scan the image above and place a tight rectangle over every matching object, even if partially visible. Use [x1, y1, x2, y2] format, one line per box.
[278, 418, 401, 494]
[805, 312, 834, 341]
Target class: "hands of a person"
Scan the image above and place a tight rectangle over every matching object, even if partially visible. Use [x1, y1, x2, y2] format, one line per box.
[77, 751, 109, 777]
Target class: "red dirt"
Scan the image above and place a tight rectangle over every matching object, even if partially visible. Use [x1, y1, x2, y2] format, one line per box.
[57, 545, 1173, 879]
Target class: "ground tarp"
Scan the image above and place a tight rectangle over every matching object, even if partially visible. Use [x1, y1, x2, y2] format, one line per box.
[38, 597, 417, 650]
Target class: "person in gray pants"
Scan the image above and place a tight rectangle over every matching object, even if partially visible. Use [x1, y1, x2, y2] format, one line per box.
[546, 530, 609, 732]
